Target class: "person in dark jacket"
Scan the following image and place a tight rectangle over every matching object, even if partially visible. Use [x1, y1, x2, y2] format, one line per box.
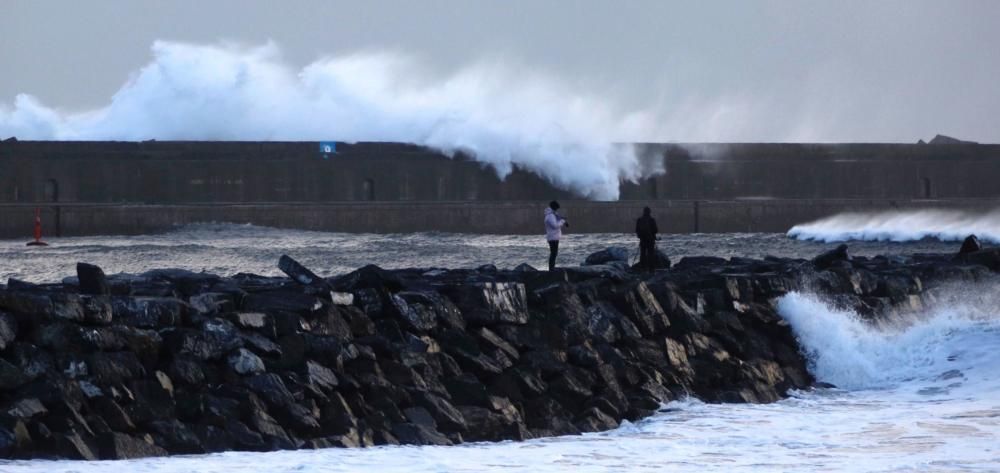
[635, 206, 659, 272]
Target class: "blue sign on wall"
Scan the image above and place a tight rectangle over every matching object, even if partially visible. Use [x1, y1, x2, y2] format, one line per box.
[318, 142, 337, 157]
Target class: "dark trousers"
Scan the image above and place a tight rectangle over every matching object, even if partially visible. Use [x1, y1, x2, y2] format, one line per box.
[548, 240, 559, 271]
[639, 238, 656, 271]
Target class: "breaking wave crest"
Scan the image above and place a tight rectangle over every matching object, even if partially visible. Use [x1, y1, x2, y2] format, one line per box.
[777, 289, 1000, 392]
[787, 209, 1000, 243]
[0, 41, 667, 200]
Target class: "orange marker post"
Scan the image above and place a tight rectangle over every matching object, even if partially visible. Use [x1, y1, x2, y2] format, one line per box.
[26, 208, 48, 246]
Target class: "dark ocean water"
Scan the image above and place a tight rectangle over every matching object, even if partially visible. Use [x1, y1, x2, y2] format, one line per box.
[0, 223, 966, 284]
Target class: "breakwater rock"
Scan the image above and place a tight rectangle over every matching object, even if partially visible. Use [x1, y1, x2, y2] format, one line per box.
[1, 245, 998, 459]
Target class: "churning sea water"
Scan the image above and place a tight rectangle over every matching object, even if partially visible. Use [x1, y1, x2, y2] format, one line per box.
[1, 223, 998, 472]
[0, 222, 967, 284]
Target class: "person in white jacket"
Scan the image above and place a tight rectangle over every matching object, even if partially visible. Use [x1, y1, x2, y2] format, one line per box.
[544, 201, 568, 270]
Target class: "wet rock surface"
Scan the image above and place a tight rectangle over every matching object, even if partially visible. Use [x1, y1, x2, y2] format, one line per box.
[0, 243, 995, 459]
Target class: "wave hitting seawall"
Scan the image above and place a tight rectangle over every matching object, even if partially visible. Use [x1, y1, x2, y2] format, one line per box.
[0, 41, 664, 200]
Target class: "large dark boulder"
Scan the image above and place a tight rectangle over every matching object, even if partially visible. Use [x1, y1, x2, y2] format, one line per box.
[440, 282, 528, 325]
[0, 420, 30, 457]
[0, 311, 17, 350]
[958, 234, 982, 254]
[244, 374, 296, 407]
[98, 432, 167, 459]
[565, 263, 631, 282]
[90, 397, 136, 432]
[576, 406, 619, 433]
[77, 263, 110, 295]
[0, 291, 51, 322]
[415, 392, 467, 432]
[112, 297, 187, 328]
[302, 360, 339, 393]
[6, 398, 48, 420]
[247, 407, 295, 449]
[227, 348, 266, 375]
[33, 322, 97, 352]
[611, 282, 669, 337]
[654, 249, 672, 269]
[0, 291, 86, 324]
[140, 269, 221, 297]
[399, 291, 465, 331]
[309, 306, 354, 339]
[278, 255, 333, 293]
[813, 244, 849, 269]
[88, 352, 147, 385]
[390, 422, 452, 446]
[673, 256, 728, 270]
[332, 264, 403, 292]
[194, 424, 235, 453]
[956, 248, 1000, 270]
[225, 419, 267, 451]
[148, 420, 205, 454]
[168, 358, 206, 386]
[457, 398, 528, 442]
[163, 325, 242, 362]
[242, 291, 323, 315]
[56, 432, 99, 460]
[583, 247, 630, 266]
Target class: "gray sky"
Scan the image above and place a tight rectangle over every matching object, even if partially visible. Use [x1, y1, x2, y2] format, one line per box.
[2, 0, 999, 143]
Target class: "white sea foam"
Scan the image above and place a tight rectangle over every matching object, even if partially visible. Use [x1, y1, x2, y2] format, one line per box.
[0, 41, 670, 200]
[778, 290, 1000, 392]
[787, 208, 1000, 243]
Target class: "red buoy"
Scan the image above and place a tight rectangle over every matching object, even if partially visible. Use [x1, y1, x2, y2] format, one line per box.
[26, 208, 48, 246]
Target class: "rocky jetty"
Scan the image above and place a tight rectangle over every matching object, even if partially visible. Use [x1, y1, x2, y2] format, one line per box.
[1, 244, 999, 460]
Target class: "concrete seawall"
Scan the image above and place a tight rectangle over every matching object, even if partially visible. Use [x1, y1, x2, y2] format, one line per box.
[3, 198, 998, 239]
[3, 140, 1000, 238]
[4, 141, 1000, 205]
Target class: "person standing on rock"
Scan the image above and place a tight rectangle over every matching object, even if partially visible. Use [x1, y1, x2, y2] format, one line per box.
[544, 201, 568, 270]
[635, 206, 659, 272]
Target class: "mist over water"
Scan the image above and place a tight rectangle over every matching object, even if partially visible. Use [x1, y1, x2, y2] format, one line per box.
[0, 41, 669, 200]
[788, 208, 1000, 243]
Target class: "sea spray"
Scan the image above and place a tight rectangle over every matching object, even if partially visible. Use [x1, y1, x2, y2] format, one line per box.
[0, 41, 665, 200]
[777, 289, 1000, 392]
[787, 208, 1000, 243]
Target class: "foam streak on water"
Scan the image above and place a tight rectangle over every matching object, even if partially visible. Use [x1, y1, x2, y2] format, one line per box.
[788, 208, 1000, 243]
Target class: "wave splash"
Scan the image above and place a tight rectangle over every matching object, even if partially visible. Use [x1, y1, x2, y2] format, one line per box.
[777, 289, 1000, 392]
[787, 208, 1000, 243]
[0, 41, 670, 200]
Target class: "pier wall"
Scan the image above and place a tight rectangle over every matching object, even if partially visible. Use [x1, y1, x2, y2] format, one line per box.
[3, 141, 1000, 205]
[2, 140, 999, 237]
[1, 199, 997, 239]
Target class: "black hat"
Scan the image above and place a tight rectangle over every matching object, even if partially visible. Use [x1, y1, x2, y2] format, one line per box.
[549, 201, 560, 210]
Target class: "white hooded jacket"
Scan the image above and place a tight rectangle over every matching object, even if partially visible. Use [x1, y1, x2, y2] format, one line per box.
[544, 207, 567, 241]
